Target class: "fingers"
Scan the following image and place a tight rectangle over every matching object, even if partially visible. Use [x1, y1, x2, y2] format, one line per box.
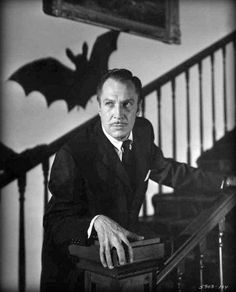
[99, 240, 114, 269]
[105, 244, 113, 269]
[99, 245, 107, 268]
[114, 240, 126, 266]
[126, 230, 144, 241]
[98, 236, 129, 268]
[122, 230, 144, 263]
[94, 215, 144, 268]
[100, 239, 127, 269]
[119, 234, 134, 263]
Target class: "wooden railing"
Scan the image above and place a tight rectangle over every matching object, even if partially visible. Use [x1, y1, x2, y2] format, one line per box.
[156, 190, 236, 291]
[0, 31, 235, 292]
[145, 29, 235, 184]
[142, 30, 235, 210]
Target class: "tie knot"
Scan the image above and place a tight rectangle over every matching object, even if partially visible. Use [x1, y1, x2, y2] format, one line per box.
[122, 140, 132, 152]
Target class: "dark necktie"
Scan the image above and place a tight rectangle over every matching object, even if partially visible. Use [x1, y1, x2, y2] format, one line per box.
[122, 140, 136, 192]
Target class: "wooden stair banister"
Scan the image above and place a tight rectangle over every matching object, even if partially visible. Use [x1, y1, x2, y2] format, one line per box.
[155, 190, 236, 286]
[0, 115, 99, 189]
[142, 31, 236, 97]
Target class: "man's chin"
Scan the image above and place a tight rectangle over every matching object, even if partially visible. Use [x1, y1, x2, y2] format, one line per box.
[110, 130, 128, 141]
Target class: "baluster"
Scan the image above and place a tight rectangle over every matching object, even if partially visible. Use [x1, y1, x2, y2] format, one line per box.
[234, 38, 236, 125]
[177, 260, 185, 292]
[42, 158, 50, 214]
[222, 46, 227, 134]
[185, 69, 191, 165]
[18, 174, 27, 292]
[199, 239, 207, 291]
[210, 53, 216, 144]
[218, 218, 225, 292]
[171, 79, 176, 160]
[198, 61, 204, 154]
[157, 87, 163, 195]
[141, 97, 147, 217]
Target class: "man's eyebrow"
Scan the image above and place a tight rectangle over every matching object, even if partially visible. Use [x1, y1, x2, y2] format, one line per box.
[103, 98, 115, 102]
[102, 97, 135, 103]
[122, 98, 135, 102]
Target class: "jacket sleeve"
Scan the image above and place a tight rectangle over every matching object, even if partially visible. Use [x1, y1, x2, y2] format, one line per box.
[43, 146, 93, 253]
[148, 128, 224, 192]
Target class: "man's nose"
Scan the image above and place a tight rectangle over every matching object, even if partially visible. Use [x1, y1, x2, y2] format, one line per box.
[114, 104, 124, 118]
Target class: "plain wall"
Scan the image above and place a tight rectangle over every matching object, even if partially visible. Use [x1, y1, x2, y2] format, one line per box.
[0, 0, 235, 291]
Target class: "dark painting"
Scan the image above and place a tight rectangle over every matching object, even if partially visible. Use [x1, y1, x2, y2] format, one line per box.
[43, 0, 181, 44]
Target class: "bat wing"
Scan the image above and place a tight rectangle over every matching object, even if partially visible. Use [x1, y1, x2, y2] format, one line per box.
[72, 30, 120, 108]
[8, 58, 76, 110]
[8, 31, 119, 111]
[89, 30, 120, 74]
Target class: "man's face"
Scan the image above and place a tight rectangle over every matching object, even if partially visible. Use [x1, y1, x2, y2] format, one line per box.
[98, 78, 140, 141]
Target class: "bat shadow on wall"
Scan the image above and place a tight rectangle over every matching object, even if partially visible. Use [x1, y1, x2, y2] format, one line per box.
[8, 30, 120, 111]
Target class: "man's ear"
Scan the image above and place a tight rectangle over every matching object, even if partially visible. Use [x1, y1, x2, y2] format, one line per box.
[136, 101, 142, 116]
[97, 99, 101, 116]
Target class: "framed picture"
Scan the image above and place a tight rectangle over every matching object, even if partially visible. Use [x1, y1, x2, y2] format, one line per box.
[43, 0, 181, 44]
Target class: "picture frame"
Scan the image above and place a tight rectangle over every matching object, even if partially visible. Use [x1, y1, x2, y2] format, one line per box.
[43, 0, 181, 44]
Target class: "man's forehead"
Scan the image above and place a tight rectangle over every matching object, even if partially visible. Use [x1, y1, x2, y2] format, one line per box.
[103, 78, 135, 89]
[101, 78, 138, 98]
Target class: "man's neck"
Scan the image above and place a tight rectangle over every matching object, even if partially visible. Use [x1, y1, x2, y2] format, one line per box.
[101, 126, 133, 150]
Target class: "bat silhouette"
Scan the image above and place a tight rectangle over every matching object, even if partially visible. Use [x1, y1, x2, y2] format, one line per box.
[8, 30, 120, 111]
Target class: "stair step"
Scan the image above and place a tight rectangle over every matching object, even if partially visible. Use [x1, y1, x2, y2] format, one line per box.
[140, 215, 193, 237]
[152, 192, 222, 219]
[152, 193, 218, 203]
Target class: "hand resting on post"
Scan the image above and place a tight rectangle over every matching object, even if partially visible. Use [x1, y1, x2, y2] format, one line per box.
[93, 215, 144, 269]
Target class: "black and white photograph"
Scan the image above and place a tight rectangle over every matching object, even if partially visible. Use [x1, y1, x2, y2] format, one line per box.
[0, 1, 235, 292]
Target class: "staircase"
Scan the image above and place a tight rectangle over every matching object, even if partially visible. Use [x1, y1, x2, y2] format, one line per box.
[140, 110, 236, 290]
[0, 31, 236, 292]
[146, 125, 235, 240]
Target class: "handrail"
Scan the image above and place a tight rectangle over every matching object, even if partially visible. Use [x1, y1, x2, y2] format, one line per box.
[156, 190, 236, 285]
[0, 30, 235, 189]
[142, 30, 236, 97]
[0, 115, 99, 188]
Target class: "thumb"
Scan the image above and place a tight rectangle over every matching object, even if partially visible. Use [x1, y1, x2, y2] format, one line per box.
[126, 231, 144, 241]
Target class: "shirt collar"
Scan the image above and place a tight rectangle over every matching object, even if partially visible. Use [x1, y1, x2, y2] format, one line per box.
[102, 125, 133, 152]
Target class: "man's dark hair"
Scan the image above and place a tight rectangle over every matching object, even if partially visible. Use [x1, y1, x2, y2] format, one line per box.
[96, 68, 142, 103]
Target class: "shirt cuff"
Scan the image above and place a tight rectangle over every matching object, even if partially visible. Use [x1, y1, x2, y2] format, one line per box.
[220, 177, 228, 189]
[87, 215, 101, 238]
[220, 179, 225, 189]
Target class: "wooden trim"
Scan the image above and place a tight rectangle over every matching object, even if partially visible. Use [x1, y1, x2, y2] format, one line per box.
[42, 0, 180, 44]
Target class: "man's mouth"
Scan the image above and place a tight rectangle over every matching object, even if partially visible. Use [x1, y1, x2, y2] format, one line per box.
[111, 122, 127, 128]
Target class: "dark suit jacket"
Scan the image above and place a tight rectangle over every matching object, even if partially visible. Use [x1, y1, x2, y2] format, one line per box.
[40, 116, 223, 291]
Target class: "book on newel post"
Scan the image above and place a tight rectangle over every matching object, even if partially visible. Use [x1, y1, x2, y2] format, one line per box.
[69, 237, 164, 267]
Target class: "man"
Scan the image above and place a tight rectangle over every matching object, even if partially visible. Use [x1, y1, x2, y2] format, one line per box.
[40, 69, 235, 291]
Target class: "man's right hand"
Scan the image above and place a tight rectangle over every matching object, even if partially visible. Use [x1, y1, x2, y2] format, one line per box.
[93, 215, 144, 269]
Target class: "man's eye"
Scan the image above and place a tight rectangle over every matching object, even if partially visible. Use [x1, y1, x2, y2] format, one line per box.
[105, 101, 114, 106]
[124, 101, 132, 108]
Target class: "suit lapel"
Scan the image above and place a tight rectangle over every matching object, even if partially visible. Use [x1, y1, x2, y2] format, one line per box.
[133, 124, 149, 186]
[127, 122, 150, 215]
